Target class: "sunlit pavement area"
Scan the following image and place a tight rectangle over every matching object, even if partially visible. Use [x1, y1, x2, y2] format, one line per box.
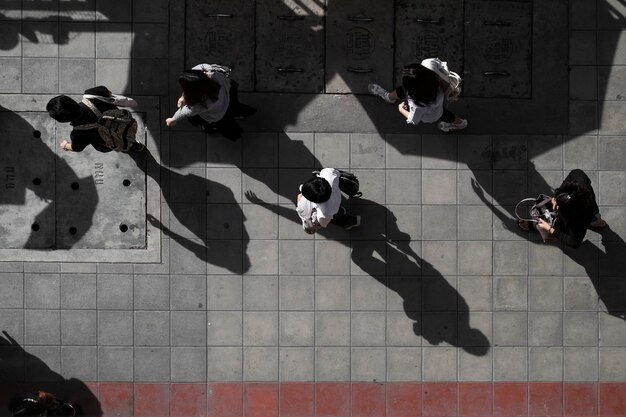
[1, 0, 626, 415]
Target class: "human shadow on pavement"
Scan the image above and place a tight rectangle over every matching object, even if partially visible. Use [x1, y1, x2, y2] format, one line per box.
[471, 171, 626, 321]
[0, 331, 102, 417]
[0, 106, 98, 250]
[130, 149, 251, 274]
[245, 192, 490, 356]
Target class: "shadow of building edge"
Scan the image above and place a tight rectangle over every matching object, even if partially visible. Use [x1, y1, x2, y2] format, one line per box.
[0, 331, 103, 417]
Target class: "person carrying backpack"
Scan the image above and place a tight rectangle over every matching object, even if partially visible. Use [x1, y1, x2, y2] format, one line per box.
[165, 63, 256, 140]
[368, 58, 467, 132]
[46, 86, 145, 153]
[296, 168, 361, 234]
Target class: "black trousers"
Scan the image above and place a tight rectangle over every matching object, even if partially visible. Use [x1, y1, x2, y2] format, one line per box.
[330, 206, 357, 228]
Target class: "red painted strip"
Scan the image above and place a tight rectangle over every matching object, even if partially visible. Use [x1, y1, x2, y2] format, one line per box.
[4, 382, 626, 416]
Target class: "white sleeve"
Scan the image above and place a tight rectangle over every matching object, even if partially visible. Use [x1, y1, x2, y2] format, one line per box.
[406, 101, 424, 125]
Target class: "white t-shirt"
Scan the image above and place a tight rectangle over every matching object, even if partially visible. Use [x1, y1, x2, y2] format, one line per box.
[171, 63, 231, 123]
[296, 168, 341, 229]
[406, 88, 444, 125]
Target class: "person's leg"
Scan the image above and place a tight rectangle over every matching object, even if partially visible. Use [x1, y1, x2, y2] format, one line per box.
[368, 84, 400, 103]
[330, 206, 361, 230]
[437, 107, 468, 132]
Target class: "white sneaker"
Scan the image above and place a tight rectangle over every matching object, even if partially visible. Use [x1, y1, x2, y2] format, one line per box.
[438, 118, 468, 132]
[368, 84, 394, 103]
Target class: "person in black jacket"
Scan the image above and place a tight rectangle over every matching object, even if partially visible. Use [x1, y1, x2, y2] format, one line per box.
[46, 86, 144, 153]
[518, 169, 607, 247]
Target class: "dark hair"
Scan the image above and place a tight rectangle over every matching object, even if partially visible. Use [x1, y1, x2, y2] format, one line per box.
[553, 181, 594, 223]
[401, 64, 439, 105]
[301, 177, 332, 203]
[46, 95, 81, 122]
[178, 70, 221, 105]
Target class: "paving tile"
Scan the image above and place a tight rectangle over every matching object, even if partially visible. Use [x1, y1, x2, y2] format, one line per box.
[422, 383, 457, 417]
[171, 311, 206, 347]
[458, 242, 492, 275]
[134, 311, 169, 347]
[24, 346, 61, 381]
[351, 347, 386, 382]
[422, 275, 457, 311]
[170, 347, 206, 383]
[386, 348, 421, 382]
[315, 276, 350, 310]
[21, 21, 58, 57]
[385, 169, 422, 205]
[563, 135, 598, 171]
[529, 382, 563, 417]
[351, 275, 386, 310]
[171, 383, 207, 417]
[98, 347, 134, 381]
[386, 311, 421, 347]
[207, 275, 243, 310]
[564, 383, 598, 417]
[350, 204, 388, 242]
[95, 23, 132, 57]
[563, 312, 599, 346]
[243, 133, 278, 168]
[457, 205, 493, 241]
[314, 133, 351, 169]
[528, 135, 563, 170]
[528, 277, 563, 312]
[0, 57, 20, 92]
[570, 66, 598, 100]
[459, 382, 492, 417]
[279, 347, 314, 382]
[243, 203, 278, 239]
[243, 311, 278, 346]
[279, 311, 314, 346]
[494, 348, 528, 381]
[245, 240, 278, 275]
[351, 311, 385, 346]
[493, 383, 528, 417]
[206, 347, 243, 381]
[564, 347, 598, 381]
[97, 274, 133, 309]
[279, 382, 314, 416]
[350, 241, 387, 276]
[528, 242, 564, 277]
[529, 347, 563, 382]
[25, 309, 60, 345]
[422, 347, 457, 382]
[0, 272, 23, 309]
[600, 102, 626, 135]
[95, 58, 131, 94]
[350, 169, 386, 205]
[458, 312, 492, 351]
[279, 240, 314, 275]
[570, 100, 598, 135]
[386, 276, 421, 311]
[458, 170, 492, 205]
[97, 310, 133, 346]
[570, 30, 596, 65]
[59, 59, 95, 94]
[314, 240, 351, 276]
[457, 276, 492, 311]
[206, 311, 242, 346]
[278, 132, 315, 168]
[243, 275, 278, 310]
[422, 170, 456, 204]
[600, 348, 626, 381]
[493, 312, 527, 346]
[494, 241, 529, 276]
[24, 273, 60, 309]
[598, 30, 626, 65]
[0, 21, 21, 56]
[564, 276, 599, 310]
[315, 347, 350, 382]
[169, 238, 207, 275]
[133, 274, 169, 310]
[206, 168, 242, 203]
[61, 310, 96, 345]
[352, 382, 385, 417]
[422, 241, 457, 276]
[315, 312, 350, 346]
[59, 22, 95, 57]
[132, 24, 168, 59]
[243, 347, 278, 381]
[599, 383, 626, 416]
[529, 312, 563, 346]
[134, 347, 170, 382]
[351, 133, 385, 168]
[134, 383, 170, 417]
[421, 205, 457, 240]
[60, 274, 96, 310]
[459, 349, 493, 381]
[171, 275, 206, 310]
[421, 311, 458, 349]
[60, 346, 97, 382]
[386, 134, 421, 168]
[314, 383, 350, 416]
[422, 135, 457, 169]
[0, 309, 24, 345]
[278, 275, 314, 310]
[169, 204, 207, 239]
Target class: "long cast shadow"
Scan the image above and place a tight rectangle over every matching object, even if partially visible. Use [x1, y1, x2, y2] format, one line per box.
[0, 331, 102, 417]
[130, 149, 251, 274]
[246, 192, 490, 355]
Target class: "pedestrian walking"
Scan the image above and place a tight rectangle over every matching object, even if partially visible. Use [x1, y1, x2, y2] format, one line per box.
[296, 168, 360, 234]
[165, 63, 255, 140]
[517, 169, 607, 247]
[368, 58, 467, 132]
[46, 86, 144, 153]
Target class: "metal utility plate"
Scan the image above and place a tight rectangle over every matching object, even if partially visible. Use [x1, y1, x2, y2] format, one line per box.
[0, 96, 161, 262]
[463, 0, 533, 98]
[395, 0, 464, 87]
[256, 0, 325, 93]
[185, 0, 255, 91]
[325, 0, 393, 94]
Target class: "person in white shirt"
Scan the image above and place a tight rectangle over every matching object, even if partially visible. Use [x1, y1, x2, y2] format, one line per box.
[296, 168, 360, 234]
[368, 60, 467, 132]
[165, 63, 255, 140]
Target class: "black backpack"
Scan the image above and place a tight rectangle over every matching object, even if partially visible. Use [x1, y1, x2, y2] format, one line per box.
[312, 169, 362, 199]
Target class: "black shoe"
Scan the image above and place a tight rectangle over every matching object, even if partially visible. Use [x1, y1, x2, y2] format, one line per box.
[344, 215, 361, 230]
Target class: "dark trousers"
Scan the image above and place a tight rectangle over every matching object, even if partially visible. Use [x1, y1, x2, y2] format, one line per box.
[330, 206, 357, 228]
[395, 85, 455, 123]
[188, 80, 256, 140]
